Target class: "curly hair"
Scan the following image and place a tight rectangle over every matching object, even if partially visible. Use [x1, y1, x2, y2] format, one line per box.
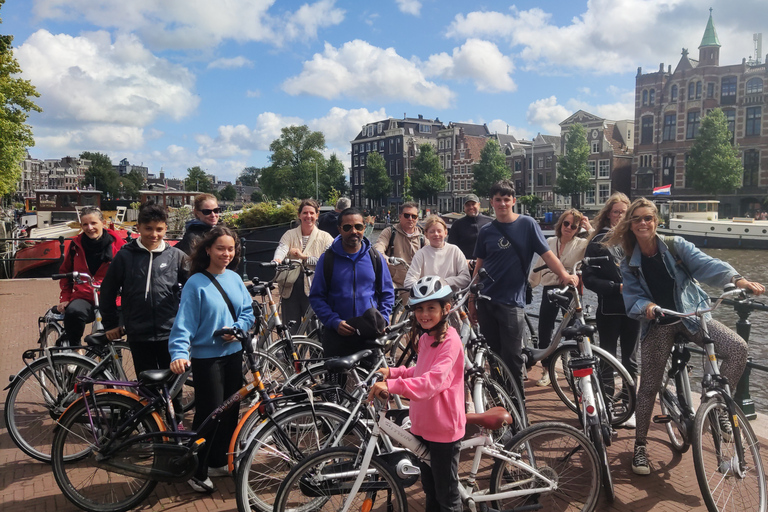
[602, 197, 659, 259]
[188, 225, 241, 275]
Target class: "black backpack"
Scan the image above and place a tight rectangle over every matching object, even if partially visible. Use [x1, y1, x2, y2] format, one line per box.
[385, 226, 425, 257]
[322, 246, 384, 301]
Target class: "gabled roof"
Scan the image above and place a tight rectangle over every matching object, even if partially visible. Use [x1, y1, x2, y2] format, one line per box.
[493, 133, 519, 146]
[674, 48, 698, 73]
[451, 122, 491, 137]
[699, 9, 721, 48]
[559, 110, 604, 127]
[605, 124, 631, 155]
[458, 134, 488, 162]
[536, 134, 561, 147]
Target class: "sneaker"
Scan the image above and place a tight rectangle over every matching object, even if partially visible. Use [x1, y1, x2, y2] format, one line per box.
[188, 477, 215, 493]
[208, 465, 230, 477]
[632, 444, 650, 475]
[536, 372, 552, 387]
[717, 409, 733, 442]
[622, 413, 637, 430]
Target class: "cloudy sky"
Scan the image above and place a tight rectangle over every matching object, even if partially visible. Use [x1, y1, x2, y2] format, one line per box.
[4, 0, 767, 183]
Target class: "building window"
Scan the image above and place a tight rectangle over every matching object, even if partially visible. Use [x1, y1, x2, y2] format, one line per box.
[354, 170, 359, 185]
[354, 144, 359, 154]
[537, 173, 544, 186]
[360, 154, 365, 166]
[445, 154, 451, 169]
[459, 149, 465, 159]
[438, 140, 444, 149]
[380, 141, 384, 151]
[743, 149, 759, 187]
[696, 81, 702, 99]
[671, 84, 678, 101]
[746, 107, 762, 136]
[446, 139, 451, 149]
[639, 154, 652, 168]
[585, 187, 595, 205]
[367, 126, 374, 137]
[353, 156, 359, 167]
[545, 173, 552, 186]
[591, 140, 600, 153]
[419, 124, 431, 133]
[377, 123, 383, 134]
[588, 160, 596, 178]
[360, 170, 365, 184]
[598, 184, 610, 203]
[662, 155, 675, 186]
[707, 82, 714, 98]
[366, 142, 371, 152]
[537, 156, 544, 169]
[721, 76, 737, 105]
[649, 89, 655, 105]
[686, 111, 701, 139]
[642, 90, 648, 105]
[514, 160, 521, 172]
[598, 160, 610, 178]
[724, 109, 735, 142]
[663, 113, 677, 141]
[746, 77, 763, 94]
[641, 116, 653, 144]
[546, 155, 553, 168]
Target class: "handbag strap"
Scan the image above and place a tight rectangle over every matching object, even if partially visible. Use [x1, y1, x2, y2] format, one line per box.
[202, 270, 238, 323]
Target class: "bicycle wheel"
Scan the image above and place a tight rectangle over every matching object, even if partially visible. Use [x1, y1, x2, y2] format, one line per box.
[235, 404, 369, 512]
[39, 322, 64, 349]
[692, 396, 766, 512]
[273, 446, 407, 512]
[485, 348, 528, 428]
[266, 337, 324, 375]
[243, 348, 291, 398]
[658, 361, 690, 453]
[549, 343, 636, 426]
[51, 394, 161, 512]
[490, 422, 601, 512]
[4, 354, 105, 462]
[478, 376, 523, 438]
[589, 417, 614, 501]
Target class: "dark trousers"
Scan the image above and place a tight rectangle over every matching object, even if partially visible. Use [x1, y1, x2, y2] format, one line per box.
[477, 301, 525, 398]
[63, 299, 95, 346]
[281, 274, 309, 335]
[190, 350, 242, 478]
[128, 338, 183, 422]
[414, 435, 462, 512]
[537, 285, 563, 366]
[595, 311, 640, 397]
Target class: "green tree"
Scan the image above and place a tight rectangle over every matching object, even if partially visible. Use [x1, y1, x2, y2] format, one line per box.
[555, 123, 591, 209]
[517, 194, 543, 216]
[411, 144, 446, 203]
[262, 125, 326, 199]
[81, 152, 118, 198]
[238, 166, 262, 187]
[251, 189, 264, 203]
[0, 0, 42, 197]
[184, 166, 213, 193]
[472, 139, 510, 200]
[686, 108, 743, 195]
[120, 169, 145, 199]
[320, 154, 348, 201]
[363, 152, 391, 207]
[402, 174, 413, 202]
[219, 183, 237, 201]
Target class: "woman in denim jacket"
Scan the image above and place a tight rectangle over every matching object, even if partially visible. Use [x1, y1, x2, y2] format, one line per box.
[604, 198, 764, 476]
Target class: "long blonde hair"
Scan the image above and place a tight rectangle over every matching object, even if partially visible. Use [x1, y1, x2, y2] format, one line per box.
[602, 197, 659, 259]
[587, 192, 630, 243]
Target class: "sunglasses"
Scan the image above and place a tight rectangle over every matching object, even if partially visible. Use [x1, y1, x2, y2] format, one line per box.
[562, 220, 579, 229]
[342, 223, 366, 232]
[200, 207, 222, 215]
[631, 215, 655, 224]
[402, 213, 418, 220]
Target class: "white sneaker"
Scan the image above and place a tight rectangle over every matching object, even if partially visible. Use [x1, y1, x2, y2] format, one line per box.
[208, 465, 230, 477]
[536, 372, 552, 387]
[622, 413, 636, 429]
[188, 477, 215, 493]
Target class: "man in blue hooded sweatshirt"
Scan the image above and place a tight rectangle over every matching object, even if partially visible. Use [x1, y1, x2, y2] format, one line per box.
[310, 207, 395, 357]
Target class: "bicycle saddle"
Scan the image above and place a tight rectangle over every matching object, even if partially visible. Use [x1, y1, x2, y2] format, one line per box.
[138, 368, 176, 386]
[562, 324, 596, 338]
[323, 349, 374, 372]
[466, 406, 514, 430]
[84, 332, 111, 346]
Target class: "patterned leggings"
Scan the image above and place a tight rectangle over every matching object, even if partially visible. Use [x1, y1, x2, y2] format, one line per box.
[635, 319, 748, 445]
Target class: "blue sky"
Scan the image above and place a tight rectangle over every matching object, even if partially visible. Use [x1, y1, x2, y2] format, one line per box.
[3, 0, 767, 183]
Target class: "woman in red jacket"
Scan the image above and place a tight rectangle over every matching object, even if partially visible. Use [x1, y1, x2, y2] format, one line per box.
[56, 207, 126, 346]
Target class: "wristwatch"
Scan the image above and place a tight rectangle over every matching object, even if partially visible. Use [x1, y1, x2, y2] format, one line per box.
[731, 274, 745, 284]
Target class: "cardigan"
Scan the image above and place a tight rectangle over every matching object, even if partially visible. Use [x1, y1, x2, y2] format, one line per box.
[529, 234, 590, 288]
[273, 225, 334, 298]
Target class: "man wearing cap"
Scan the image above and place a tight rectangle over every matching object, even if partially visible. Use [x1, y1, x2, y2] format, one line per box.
[447, 194, 492, 260]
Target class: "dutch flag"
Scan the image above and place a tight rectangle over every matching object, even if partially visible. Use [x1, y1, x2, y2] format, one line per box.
[653, 184, 671, 195]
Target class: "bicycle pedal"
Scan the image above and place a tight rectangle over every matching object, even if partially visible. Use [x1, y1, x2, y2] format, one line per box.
[653, 414, 672, 424]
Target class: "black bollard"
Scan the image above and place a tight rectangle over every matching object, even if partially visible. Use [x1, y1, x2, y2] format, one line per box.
[240, 237, 248, 282]
[733, 301, 756, 419]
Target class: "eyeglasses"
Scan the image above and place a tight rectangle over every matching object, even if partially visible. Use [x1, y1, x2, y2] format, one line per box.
[200, 208, 221, 215]
[562, 220, 578, 229]
[631, 214, 655, 224]
[342, 223, 366, 232]
[402, 213, 418, 220]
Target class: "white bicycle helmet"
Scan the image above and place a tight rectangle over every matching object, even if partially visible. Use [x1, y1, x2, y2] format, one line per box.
[409, 275, 453, 306]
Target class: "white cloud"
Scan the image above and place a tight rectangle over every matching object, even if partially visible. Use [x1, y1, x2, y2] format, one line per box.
[423, 39, 515, 93]
[207, 56, 253, 69]
[246, 89, 262, 98]
[485, 119, 532, 140]
[31, 0, 345, 50]
[310, 106, 387, 155]
[526, 96, 570, 135]
[15, 29, 198, 151]
[395, 0, 421, 16]
[526, 90, 635, 136]
[282, 40, 454, 108]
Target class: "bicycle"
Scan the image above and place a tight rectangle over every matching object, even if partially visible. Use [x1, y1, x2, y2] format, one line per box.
[652, 285, 766, 512]
[274, 375, 602, 512]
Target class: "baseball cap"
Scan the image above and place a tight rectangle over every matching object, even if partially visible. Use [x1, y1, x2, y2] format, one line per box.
[464, 194, 480, 204]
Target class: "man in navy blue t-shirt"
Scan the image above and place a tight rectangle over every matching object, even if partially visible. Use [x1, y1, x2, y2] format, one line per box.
[469, 180, 577, 394]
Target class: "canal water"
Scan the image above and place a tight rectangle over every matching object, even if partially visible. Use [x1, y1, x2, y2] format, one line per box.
[369, 228, 768, 410]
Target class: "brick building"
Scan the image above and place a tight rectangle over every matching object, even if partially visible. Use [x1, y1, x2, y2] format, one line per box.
[437, 123, 491, 212]
[633, 9, 768, 217]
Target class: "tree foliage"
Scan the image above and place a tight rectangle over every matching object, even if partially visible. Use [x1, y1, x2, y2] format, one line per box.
[219, 183, 237, 201]
[81, 152, 118, 198]
[402, 174, 413, 202]
[0, 1, 42, 196]
[686, 108, 743, 195]
[261, 125, 326, 199]
[517, 194, 543, 216]
[184, 166, 213, 193]
[362, 151, 391, 206]
[236, 200, 298, 229]
[411, 144, 446, 202]
[555, 123, 591, 208]
[238, 166, 262, 187]
[320, 154, 348, 201]
[472, 139, 510, 200]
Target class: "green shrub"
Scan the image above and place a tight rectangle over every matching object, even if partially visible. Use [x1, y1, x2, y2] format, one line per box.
[237, 200, 298, 229]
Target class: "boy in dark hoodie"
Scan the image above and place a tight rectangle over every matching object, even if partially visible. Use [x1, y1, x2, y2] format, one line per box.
[101, 203, 187, 390]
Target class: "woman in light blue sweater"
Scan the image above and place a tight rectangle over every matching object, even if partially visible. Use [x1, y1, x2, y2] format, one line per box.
[169, 226, 254, 493]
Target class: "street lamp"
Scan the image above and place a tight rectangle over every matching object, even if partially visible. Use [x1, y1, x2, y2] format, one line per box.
[315, 160, 318, 200]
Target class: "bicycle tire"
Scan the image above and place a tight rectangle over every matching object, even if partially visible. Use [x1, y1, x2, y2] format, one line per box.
[265, 336, 324, 376]
[490, 421, 601, 512]
[235, 404, 369, 512]
[589, 415, 614, 501]
[658, 361, 691, 453]
[692, 396, 767, 512]
[39, 322, 65, 349]
[273, 446, 407, 512]
[549, 343, 636, 426]
[478, 376, 523, 438]
[243, 348, 291, 399]
[485, 348, 528, 428]
[51, 394, 161, 512]
[4, 354, 109, 462]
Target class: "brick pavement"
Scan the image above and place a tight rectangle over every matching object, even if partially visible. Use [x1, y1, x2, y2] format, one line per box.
[1, 278, 766, 512]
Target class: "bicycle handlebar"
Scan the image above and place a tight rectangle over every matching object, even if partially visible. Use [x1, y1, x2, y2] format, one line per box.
[653, 285, 746, 320]
[52, 271, 93, 284]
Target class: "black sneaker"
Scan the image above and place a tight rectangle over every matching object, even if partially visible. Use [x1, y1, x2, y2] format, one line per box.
[632, 444, 650, 475]
[717, 409, 733, 443]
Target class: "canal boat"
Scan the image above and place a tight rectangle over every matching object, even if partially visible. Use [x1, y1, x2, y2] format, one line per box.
[656, 200, 768, 249]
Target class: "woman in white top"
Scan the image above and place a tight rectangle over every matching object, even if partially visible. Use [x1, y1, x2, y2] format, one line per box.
[404, 215, 471, 291]
[273, 199, 334, 333]
[529, 208, 592, 386]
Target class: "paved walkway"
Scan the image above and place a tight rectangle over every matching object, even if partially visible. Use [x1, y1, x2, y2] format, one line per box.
[1, 278, 766, 511]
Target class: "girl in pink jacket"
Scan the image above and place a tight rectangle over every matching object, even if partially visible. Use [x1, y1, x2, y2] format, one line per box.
[370, 275, 465, 512]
